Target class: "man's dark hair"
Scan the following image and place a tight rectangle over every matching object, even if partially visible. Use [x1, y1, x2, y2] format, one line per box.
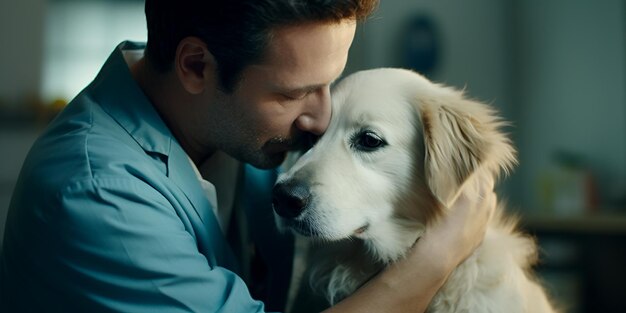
[144, 0, 379, 92]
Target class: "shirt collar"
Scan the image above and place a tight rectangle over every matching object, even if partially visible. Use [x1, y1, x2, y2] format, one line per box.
[90, 41, 172, 157]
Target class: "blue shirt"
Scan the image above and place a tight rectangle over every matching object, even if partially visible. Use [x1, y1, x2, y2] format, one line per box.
[0, 41, 293, 312]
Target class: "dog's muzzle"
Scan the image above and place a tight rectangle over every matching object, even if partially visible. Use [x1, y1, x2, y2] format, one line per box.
[272, 180, 311, 219]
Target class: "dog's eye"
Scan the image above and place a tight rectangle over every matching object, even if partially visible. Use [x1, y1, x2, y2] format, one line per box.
[353, 131, 386, 152]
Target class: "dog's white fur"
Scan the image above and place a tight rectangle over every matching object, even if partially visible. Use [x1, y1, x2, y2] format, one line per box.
[276, 68, 557, 312]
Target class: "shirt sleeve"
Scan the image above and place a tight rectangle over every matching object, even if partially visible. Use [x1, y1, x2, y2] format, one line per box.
[28, 177, 270, 313]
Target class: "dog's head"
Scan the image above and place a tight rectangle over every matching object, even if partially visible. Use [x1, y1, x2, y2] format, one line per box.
[273, 68, 516, 252]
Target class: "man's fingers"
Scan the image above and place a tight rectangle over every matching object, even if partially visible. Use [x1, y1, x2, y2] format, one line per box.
[476, 176, 495, 199]
[485, 189, 497, 221]
[476, 178, 497, 217]
[454, 176, 495, 207]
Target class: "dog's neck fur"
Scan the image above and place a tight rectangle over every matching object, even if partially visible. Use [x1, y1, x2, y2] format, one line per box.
[362, 158, 439, 263]
[364, 219, 425, 263]
[313, 192, 442, 304]
[315, 219, 430, 304]
[363, 168, 443, 264]
[313, 174, 484, 304]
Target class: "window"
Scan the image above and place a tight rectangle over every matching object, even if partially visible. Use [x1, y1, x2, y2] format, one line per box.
[42, 0, 146, 103]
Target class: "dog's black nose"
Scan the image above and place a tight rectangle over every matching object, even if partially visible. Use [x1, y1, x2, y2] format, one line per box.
[272, 180, 311, 219]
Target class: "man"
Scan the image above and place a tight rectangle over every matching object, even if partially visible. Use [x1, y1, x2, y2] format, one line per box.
[0, 0, 496, 312]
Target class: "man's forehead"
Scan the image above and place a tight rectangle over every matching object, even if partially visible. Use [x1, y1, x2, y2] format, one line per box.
[251, 22, 355, 88]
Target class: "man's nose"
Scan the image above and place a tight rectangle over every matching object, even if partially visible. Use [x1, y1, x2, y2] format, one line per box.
[295, 87, 331, 135]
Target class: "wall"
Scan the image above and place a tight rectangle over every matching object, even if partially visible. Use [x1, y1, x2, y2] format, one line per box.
[347, 0, 513, 118]
[0, 0, 46, 108]
[513, 0, 626, 212]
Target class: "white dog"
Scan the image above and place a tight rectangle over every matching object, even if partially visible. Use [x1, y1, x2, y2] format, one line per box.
[273, 68, 558, 313]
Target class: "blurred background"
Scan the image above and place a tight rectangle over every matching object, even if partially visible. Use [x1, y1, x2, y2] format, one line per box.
[0, 0, 624, 312]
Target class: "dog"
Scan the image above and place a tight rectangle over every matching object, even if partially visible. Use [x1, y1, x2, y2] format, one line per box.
[272, 68, 558, 312]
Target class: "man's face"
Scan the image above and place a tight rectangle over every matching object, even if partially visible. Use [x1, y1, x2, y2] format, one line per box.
[207, 21, 356, 168]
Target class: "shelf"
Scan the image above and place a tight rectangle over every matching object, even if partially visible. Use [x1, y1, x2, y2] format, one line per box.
[521, 213, 626, 235]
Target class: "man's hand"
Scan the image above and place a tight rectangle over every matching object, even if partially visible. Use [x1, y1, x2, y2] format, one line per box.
[418, 176, 497, 278]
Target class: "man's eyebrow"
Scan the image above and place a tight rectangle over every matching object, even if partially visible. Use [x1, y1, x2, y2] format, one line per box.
[281, 76, 341, 94]
[287, 83, 327, 93]
[272, 84, 320, 96]
[273, 65, 345, 94]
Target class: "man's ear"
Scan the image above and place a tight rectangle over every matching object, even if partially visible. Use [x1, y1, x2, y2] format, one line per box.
[418, 94, 516, 207]
[175, 37, 217, 95]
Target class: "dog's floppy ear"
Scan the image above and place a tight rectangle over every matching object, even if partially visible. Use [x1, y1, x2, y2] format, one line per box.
[418, 92, 516, 207]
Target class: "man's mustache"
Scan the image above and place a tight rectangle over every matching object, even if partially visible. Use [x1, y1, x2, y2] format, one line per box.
[267, 133, 320, 152]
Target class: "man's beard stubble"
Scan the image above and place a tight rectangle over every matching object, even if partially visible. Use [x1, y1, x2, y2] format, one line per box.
[243, 132, 318, 169]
